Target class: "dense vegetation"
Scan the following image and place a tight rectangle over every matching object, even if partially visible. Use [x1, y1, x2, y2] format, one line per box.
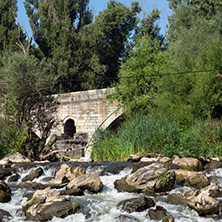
[0, 0, 221, 160]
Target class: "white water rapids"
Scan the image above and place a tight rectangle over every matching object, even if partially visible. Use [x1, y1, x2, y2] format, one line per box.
[1, 164, 222, 222]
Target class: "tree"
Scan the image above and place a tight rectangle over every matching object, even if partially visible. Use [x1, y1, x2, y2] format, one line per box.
[0, 0, 27, 67]
[0, 52, 58, 160]
[25, 0, 105, 92]
[93, 0, 141, 87]
[152, 0, 222, 124]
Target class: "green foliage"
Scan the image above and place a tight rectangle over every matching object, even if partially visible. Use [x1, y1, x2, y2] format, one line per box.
[92, 128, 122, 161]
[25, 0, 105, 92]
[93, 0, 141, 87]
[92, 114, 181, 160]
[111, 35, 166, 117]
[0, 95, 29, 158]
[92, 114, 222, 161]
[0, 52, 56, 159]
[0, 0, 18, 52]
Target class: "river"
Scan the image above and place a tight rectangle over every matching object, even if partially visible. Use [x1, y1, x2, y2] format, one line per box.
[0, 162, 221, 222]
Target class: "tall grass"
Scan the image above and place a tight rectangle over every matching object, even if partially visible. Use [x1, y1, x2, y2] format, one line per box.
[92, 114, 222, 161]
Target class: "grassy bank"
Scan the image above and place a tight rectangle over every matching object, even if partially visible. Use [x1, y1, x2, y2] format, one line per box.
[92, 114, 222, 161]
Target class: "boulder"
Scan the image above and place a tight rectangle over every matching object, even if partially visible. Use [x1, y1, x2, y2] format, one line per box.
[0, 180, 11, 203]
[172, 157, 203, 171]
[114, 163, 175, 195]
[127, 153, 160, 162]
[167, 190, 198, 205]
[48, 164, 85, 186]
[23, 189, 75, 221]
[22, 167, 43, 182]
[117, 196, 155, 213]
[60, 188, 84, 196]
[201, 184, 222, 198]
[18, 182, 48, 190]
[204, 160, 222, 174]
[8, 173, 20, 182]
[0, 168, 12, 180]
[174, 169, 209, 188]
[159, 157, 172, 164]
[0, 152, 31, 164]
[115, 214, 140, 222]
[187, 191, 220, 216]
[140, 157, 158, 162]
[67, 172, 103, 193]
[0, 209, 11, 218]
[162, 216, 175, 222]
[147, 205, 167, 220]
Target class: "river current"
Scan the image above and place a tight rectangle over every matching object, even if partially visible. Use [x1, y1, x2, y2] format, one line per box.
[1, 162, 222, 222]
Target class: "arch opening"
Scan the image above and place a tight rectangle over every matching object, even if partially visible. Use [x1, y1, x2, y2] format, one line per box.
[64, 119, 76, 139]
[107, 114, 126, 133]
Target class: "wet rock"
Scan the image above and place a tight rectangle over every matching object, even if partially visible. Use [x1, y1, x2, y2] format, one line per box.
[172, 157, 203, 171]
[67, 171, 103, 193]
[22, 167, 43, 182]
[0, 209, 11, 218]
[205, 160, 222, 172]
[167, 192, 193, 205]
[23, 189, 75, 221]
[117, 196, 155, 213]
[187, 191, 220, 216]
[127, 153, 149, 162]
[115, 214, 140, 222]
[140, 157, 158, 162]
[201, 184, 222, 198]
[0, 180, 11, 203]
[147, 205, 167, 220]
[8, 173, 20, 182]
[174, 169, 209, 188]
[60, 187, 84, 196]
[162, 216, 175, 222]
[48, 164, 85, 186]
[127, 153, 160, 162]
[0, 152, 31, 164]
[0, 168, 12, 180]
[18, 182, 48, 190]
[159, 157, 172, 164]
[114, 163, 175, 195]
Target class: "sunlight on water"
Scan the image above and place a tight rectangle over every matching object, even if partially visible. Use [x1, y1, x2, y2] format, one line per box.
[2, 164, 222, 222]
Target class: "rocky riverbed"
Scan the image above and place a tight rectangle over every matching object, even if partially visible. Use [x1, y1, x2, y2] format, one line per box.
[1, 153, 222, 221]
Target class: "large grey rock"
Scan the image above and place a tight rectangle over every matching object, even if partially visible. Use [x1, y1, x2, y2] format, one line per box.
[114, 163, 175, 195]
[22, 167, 43, 182]
[48, 164, 85, 186]
[187, 190, 220, 216]
[8, 173, 20, 182]
[23, 189, 75, 221]
[0, 168, 12, 180]
[67, 171, 103, 193]
[0, 209, 11, 220]
[115, 214, 140, 222]
[117, 196, 155, 213]
[0, 180, 11, 203]
[18, 182, 48, 190]
[172, 157, 203, 171]
[147, 205, 168, 220]
[0, 152, 31, 164]
[174, 169, 209, 188]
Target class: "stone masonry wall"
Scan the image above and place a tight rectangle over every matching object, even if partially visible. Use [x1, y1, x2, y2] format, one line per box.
[49, 88, 122, 143]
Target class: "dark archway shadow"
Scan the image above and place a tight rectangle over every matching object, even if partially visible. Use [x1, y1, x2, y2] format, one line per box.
[64, 119, 76, 139]
[107, 114, 126, 133]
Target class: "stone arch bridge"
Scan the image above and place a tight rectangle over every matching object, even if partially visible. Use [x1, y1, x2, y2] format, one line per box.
[46, 88, 123, 159]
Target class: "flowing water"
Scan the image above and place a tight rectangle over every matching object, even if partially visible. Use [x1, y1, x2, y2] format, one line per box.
[1, 162, 222, 222]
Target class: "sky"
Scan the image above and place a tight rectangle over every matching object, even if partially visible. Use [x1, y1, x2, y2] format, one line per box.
[17, 0, 171, 39]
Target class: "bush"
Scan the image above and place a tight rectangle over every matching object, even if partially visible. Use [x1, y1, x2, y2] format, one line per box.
[92, 114, 222, 161]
